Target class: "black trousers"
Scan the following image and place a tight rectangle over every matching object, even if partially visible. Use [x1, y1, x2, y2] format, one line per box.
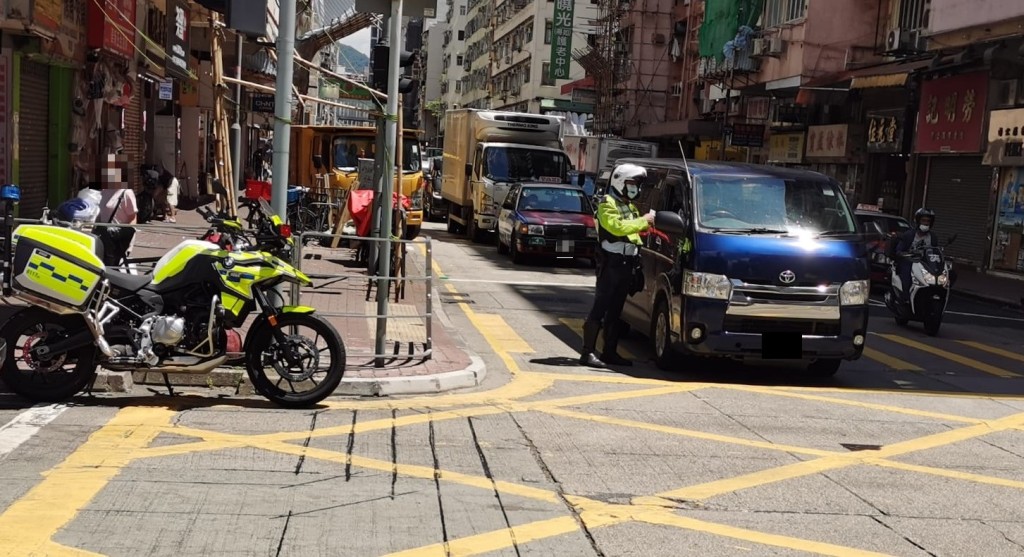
[587, 253, 636, 327]
[897, 261, 912, 300]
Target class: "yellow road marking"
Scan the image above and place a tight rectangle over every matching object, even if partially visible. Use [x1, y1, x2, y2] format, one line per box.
[863, 347, 923, 371]
[0, 407, 174, 556]
[875, 333, 1020, 378]
[724, 384, 985, 424]
[540, 406, 839, 458]
[381, 516, 584, 557]
[640, 510, 894, 557]
[559, 317, 637, 361]
[870, 458, 1024, 491]
[956, 340, 1024, 364]
[528, 370, 693, 386]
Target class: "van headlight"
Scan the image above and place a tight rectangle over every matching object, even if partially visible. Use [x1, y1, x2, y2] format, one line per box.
[683, 271, 731, 300]
[840, 280, 870, 305]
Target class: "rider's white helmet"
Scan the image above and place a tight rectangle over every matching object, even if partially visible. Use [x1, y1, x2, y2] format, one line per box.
[609, 163, 646, 200]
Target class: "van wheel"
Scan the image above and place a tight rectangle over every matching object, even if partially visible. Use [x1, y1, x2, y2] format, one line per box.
[806, 358, 842, 378]
[404, 225, 420, 240]
[651, 299, 678, 371]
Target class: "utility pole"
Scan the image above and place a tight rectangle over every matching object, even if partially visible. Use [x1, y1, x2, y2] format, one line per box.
[271, 0, 298, 218]
[374, 0, 404, 367]
[230, 34, 244, 193]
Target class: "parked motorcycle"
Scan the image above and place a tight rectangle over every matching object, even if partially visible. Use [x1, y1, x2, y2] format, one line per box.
[1, 199, 346, 407]
[883, 236, 956, 336]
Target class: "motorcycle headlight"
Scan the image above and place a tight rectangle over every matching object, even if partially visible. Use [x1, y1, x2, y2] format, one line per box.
[683, 271, 731, 300]
[840, 280, 870, 306]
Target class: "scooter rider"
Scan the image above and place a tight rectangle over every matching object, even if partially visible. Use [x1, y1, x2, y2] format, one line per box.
[893, 208, 938, 301]
[580, 163, 655, 368]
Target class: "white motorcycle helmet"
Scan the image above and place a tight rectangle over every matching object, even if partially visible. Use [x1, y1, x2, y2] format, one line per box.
[609, 163, 646, 201]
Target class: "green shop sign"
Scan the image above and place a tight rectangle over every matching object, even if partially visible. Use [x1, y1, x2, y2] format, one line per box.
[549, 0, 575, 81]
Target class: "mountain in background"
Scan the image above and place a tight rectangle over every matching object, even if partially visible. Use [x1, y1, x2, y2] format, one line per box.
[337, 44, 369, 77]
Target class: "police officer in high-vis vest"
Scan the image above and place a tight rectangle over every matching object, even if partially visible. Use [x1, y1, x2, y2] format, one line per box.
[580, 163, 654, 368]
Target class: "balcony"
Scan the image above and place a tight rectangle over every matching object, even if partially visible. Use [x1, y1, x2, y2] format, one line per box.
[698, 50, 759, 79]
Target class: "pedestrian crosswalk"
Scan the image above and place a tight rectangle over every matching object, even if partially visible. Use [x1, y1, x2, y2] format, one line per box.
[549, 316, 1023, 380]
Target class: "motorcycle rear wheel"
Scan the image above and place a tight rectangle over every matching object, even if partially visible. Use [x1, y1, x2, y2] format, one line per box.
[0, 308, 98, 402]
[245, 313, 346, 408]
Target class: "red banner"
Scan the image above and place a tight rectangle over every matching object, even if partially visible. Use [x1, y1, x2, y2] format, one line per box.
[914, 71, 989, 154]
[87, 0, 136, 60]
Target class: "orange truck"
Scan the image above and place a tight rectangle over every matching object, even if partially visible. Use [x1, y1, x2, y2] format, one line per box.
[288, 125, 426, 238]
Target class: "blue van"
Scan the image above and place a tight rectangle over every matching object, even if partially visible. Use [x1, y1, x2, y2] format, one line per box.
[613, 159, 871, 377]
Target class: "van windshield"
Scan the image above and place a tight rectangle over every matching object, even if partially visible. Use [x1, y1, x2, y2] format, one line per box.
[483, 147, 569, 183]
[695, 174, 856, 235]
[332, 136, 421, 173]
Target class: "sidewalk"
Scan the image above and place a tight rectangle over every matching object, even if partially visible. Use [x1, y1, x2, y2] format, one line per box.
[2, 208, 484, 398]
[952, 264, 1024, 309]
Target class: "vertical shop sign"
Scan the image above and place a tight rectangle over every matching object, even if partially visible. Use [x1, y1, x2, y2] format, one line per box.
[549, 0, 575, 81]
[33, 0, 62, 33]
[166, 0, 192, 80]
[915, 71, 989, 154]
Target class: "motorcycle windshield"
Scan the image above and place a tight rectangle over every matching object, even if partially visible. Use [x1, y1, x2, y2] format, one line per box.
[920, 247, 945, 275]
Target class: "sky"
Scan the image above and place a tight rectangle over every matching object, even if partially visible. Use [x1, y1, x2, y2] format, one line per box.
[340, 28, 373, 57]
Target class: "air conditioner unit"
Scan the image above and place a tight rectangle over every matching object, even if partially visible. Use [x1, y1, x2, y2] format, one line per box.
[994, 79, 1019, 107]
[701, 98, 715, 113]
[751, 37, 769, 57]
[884, 28, 925, 53]
[766, 36, 784, 55]
[652, 33, 666, 45]
[669, 83, 682, 97]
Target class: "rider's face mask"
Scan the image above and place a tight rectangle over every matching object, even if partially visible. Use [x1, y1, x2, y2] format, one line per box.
[624, 179, 640, 200]
[918, 218, 932, 233]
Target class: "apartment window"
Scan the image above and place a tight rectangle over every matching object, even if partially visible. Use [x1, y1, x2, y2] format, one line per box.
[459, 4, 466, 15]
[762, 0, 806, 28]
[544, 20, 552, 44]
[541, 62, 554, 86]
[456, 81, 462, 93]
[458, 30, 465, 40]
[526, 22, 534, 43]
[457, 55, 464, 65]
[524, 65, 530, 83]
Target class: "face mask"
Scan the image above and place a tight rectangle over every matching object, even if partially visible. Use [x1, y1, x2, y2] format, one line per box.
[626, 184, 639, 199]
[918, 225, 930, 233]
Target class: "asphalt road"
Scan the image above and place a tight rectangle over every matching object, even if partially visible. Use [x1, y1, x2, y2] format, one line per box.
[2, 220, 1024, 556]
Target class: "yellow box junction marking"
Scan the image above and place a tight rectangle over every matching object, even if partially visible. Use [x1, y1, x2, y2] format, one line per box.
[876, 333, 1020, 378]
[956, 340, 1024, 364]
[862, 347, 924, 372]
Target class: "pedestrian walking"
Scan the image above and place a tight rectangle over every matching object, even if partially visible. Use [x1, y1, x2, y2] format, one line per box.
[580, 163, 654, 369]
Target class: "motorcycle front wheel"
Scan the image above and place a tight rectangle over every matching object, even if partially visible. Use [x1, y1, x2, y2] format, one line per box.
[1, 308, 98, 402]
[245, 313, 346, 408]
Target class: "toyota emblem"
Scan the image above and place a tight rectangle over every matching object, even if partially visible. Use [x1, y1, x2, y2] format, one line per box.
[779, 270, 797, 284]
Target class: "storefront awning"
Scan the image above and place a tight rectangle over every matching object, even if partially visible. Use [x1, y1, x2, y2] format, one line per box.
[800, 57, 934, 90]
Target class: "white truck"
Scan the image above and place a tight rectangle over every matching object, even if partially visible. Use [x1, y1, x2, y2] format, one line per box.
[442, 109, 573, 241]
[562, 135, 660, 176]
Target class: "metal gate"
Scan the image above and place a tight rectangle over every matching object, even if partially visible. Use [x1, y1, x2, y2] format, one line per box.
[18, 60, 50, 219]
[924, 156, 993, 266]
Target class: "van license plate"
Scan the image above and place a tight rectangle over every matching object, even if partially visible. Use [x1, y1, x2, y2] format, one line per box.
[557, 240, 573, 253]
[762, 333, 802, 359]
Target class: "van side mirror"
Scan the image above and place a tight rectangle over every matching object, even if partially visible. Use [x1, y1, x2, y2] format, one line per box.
[312, 154, 324, 171]
[655, 210, 687, 234]
[465, 163, 472, 178]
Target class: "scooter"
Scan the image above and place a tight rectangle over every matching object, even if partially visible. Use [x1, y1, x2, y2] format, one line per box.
[884, 236, 956, 336]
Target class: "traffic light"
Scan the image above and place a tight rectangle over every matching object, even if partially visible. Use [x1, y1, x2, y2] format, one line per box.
[371, 44, 419, 94]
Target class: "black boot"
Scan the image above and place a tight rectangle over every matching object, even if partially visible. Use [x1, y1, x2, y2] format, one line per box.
[601, 322, 632, 367]
[579, 321, 606, 368]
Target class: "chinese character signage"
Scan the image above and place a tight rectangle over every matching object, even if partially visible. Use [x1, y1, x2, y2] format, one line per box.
[166, 0, 191, 80]
[251, 93, 276, 113]
[915, 71, 989, 154]
[768, 133, 805, 164]
[87, 0, 136, 60]
[984, 108, 1024, 167]
[33, 0, 62, 33]
[806, 124, 851, 158]
[866, 109, 905, 153]
[730, 123, 765, 147]
[548, 0, 575, 81]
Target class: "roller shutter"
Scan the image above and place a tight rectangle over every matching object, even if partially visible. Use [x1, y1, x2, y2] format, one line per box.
[923, 156, 993, 266]
[123, 91, 144, 190]
[18, 60, 50, 219]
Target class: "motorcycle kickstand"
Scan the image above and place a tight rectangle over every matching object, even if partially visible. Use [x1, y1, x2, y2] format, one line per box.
[162, 373, 176, 397]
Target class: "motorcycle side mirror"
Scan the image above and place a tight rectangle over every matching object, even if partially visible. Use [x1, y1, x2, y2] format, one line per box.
[946, 233, 958, 246]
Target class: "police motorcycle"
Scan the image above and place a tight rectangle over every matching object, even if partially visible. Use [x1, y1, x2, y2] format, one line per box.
[883, 236, 957, 337]
[1, 197, 346, 407]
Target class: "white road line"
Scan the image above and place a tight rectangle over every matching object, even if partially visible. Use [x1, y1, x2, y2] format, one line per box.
[0, 404, 68, 460]
[869, 299, 1024, 322]
[439, 277, 595, 287]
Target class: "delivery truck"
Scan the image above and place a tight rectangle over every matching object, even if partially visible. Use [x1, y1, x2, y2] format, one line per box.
[441, 109, 572, 241]
[561, 135, 660, 177]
